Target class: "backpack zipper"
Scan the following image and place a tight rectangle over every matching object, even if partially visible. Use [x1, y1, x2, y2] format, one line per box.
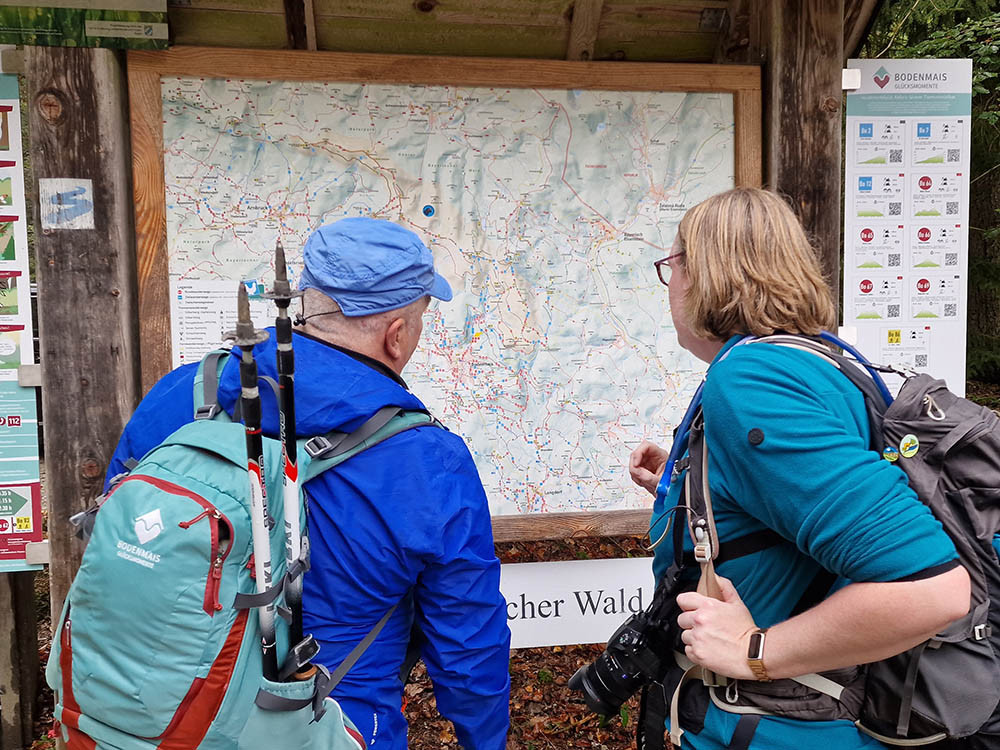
[116, 475, 235, 616]
[180, 507, 231, 614]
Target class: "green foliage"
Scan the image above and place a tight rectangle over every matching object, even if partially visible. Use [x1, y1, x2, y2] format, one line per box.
[619, 705, 630, 728]
[967, 332, 1000, 382]
[537, 668, 554, 684]
[907, 15, 1000, 172]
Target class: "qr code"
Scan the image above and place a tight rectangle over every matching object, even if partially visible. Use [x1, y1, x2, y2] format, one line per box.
[889, 203, 902, 216]
[946, 201, 959, 215]
[888, 254, 901, 267]
[947, 149, 960, 162]
[915, 354, 928, 368]
[890, 149, 903, 163]
[945, 253, 958, 266]
[945, 304, 957, 317]
[888, 304, 900, 317]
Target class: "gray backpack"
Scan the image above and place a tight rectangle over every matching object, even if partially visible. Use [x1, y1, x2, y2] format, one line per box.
[674, 334, 1000, 748]
[829, 344, 1000, 747]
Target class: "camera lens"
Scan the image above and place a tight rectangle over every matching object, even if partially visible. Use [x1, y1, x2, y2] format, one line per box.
[569, 649, 647, 716]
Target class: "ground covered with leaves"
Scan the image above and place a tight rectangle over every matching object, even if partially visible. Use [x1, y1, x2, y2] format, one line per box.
[403, 536, 651, 750]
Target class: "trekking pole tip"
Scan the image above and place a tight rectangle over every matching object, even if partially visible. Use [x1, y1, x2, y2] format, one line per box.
[224, 282, 269, 347]
[264, 237, 302, 304]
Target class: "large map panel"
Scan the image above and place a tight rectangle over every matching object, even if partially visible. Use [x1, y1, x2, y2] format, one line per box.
[162, 77, 734, 516]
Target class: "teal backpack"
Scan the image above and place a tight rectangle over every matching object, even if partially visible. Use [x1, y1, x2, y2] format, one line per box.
[46, 351, 439, 750]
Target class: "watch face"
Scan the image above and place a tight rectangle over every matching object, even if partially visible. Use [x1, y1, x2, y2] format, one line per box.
[748, 631, 765, 660]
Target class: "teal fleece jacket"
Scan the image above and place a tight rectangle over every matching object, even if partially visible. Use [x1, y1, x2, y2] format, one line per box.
[651, 336, 958, 750]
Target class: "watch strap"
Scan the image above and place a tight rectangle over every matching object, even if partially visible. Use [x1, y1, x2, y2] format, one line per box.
[747, 627, 771, 682]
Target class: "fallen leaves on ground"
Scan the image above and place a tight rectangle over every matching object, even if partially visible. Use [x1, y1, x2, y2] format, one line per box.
[404, 535, 653, 750]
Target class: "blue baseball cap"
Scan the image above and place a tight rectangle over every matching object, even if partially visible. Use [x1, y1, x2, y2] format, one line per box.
[298, 217, 453, 317]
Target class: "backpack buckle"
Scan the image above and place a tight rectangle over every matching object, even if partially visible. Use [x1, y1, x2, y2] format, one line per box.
[279, 635, 321, 681]
[195, 403, 221, 420]
[974, 624, 991, 641]
[304, 435, 333, 459]
[693, 542, 712, 563]
[693, 524, 712, 563]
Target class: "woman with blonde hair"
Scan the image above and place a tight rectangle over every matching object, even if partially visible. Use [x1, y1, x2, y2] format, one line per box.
[628, 187, 969, 749]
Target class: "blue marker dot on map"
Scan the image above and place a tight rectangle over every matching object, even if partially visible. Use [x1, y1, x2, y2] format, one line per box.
[422, 205, 435, 217]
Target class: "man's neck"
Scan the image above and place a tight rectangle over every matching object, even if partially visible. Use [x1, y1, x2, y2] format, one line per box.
[294, 326, 408, 387]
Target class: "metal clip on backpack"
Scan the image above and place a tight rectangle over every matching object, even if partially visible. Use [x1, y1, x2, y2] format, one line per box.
[669, 332, 1000, 749]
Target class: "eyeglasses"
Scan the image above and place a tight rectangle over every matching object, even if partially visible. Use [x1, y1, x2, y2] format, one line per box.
[653, 251, 685, 287]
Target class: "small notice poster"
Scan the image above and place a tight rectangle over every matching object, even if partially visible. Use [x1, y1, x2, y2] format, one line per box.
[0, 75, 43, 571]
[0, 0, 167, 49]
[844, 59, 972, 396]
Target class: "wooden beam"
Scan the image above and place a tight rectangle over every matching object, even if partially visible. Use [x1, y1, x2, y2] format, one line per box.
[128, 66, 169, 397]
[169, 7, 288, 49]
[566, 0, 604, 61]
[284, 0, 308, 49]
[129, 46, 761, 91]
[303, 0, 317, 50]
[734, 87, 763, 187]
[762, 0, 845, 305]
[25, 47, 142, 623]
[492, 510, 648, 542]
[0, 572, 37, 750]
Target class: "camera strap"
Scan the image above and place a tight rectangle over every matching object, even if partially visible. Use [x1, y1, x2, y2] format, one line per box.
[637, 682, 669, 750]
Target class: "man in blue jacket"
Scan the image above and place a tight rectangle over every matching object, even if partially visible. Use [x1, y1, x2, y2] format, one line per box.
[105, 217, 512, 749]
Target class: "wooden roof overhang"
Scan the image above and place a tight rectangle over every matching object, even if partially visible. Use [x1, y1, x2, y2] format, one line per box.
[164, 0, 883, 63]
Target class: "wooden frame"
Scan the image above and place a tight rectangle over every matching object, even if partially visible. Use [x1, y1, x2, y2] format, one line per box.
[127, 45, 761, 542]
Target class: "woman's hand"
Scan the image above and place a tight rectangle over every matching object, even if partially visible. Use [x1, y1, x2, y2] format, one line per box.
[628, 440, 669, 495]
[676, 576, 757, 680]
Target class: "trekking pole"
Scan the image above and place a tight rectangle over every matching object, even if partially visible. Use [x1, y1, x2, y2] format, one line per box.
[263, 239, 319, 679]
[228, 283, 279, 681]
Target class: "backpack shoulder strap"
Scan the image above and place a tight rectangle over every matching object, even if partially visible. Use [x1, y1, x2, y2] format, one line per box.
[192, 349, 233, 422]
[683, 333, 888, 601]
[192, 349, 280, 424]
[298, 406, 443, 482]
[752, 334, 890, 450]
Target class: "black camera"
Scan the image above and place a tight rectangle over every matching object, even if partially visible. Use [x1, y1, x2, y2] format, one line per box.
[568, 611, 676, 716]
[569, 557, 695, 717]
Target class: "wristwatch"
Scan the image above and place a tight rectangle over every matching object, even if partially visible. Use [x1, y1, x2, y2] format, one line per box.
[747, 628, 771, 682]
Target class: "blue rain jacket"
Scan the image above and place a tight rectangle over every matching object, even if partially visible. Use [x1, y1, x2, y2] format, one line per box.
[106, 330, 512, 750]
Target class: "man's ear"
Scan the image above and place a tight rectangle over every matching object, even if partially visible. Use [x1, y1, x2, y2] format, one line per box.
[383, 315, 406, 364]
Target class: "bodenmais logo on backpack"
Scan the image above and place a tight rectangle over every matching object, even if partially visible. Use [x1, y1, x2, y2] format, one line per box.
[115, 508, 164, 568]
[134, 508, 164, 544]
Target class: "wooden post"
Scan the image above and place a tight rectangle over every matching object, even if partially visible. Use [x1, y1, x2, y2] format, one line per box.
[0, 571, 37, 750]
[25, 46, 141, 624]
[761, 0, 845, 304]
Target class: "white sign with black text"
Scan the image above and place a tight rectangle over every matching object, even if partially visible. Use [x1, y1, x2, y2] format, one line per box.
[500, 557, 654, 649]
